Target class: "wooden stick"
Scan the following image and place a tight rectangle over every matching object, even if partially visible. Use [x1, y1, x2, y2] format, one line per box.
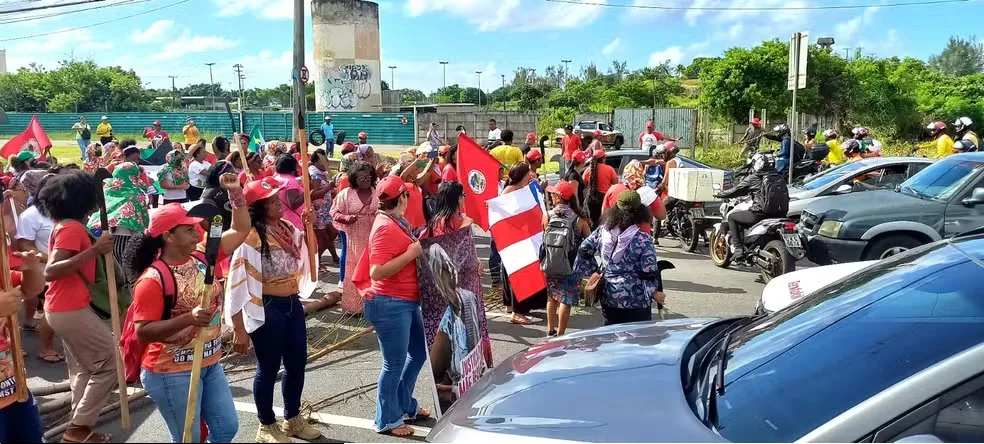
[103, 251, 130, 430]
[306, 327, 374, 361]
[0, 201, 29, 403]
[297, 129, 319, 282]
[43, 390, 148, 441]
[236, 133, 253, 181]
[31, 382, 72, 397]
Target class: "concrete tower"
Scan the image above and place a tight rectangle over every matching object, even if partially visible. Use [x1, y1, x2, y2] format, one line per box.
[311, 0, 382, 112]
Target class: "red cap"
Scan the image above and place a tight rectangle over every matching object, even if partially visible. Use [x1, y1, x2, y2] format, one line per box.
[646, 121, 655, 129]
[341, 142, 357, 154]
[593, 130, 602, 138]
[358, 131, 368, 139]
[244, 177, 281, 205]
[153, 120, 161, 126]
[376, 175, 408, 201]
[526, 132, 537, 142]
[525, 149, 543, 161]
[545, 180, 575, 200]
[146, 203, 204, 237]
[752, 117, 761, 126]
[592, 149, 606, 159]
[572, 150, 587, 163]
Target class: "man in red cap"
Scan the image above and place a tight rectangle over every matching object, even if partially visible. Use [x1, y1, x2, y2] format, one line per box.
[144, 120, 169, 141]
[638, 121, 677, 152]
[519, 132, 538, 155]
[738, 117, 764, 157]
[560, 124, 581, 175]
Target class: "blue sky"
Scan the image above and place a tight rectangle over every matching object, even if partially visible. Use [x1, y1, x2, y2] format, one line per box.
[0, 0, 978, 95]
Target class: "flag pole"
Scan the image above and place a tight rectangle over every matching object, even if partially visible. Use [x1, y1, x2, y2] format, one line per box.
[293, 0, 318, 282]
[0, 196, 29, 404]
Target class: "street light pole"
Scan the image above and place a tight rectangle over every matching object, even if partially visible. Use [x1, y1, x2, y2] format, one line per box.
[561, 59, 571, 90]
[205, 62, 215, 110]
[500, 74, 505, 111]
[168, 75, 178, 111]
[476, 71, 482, 108]
[439, 61, 448, 88]
[388, 65, 397, 89]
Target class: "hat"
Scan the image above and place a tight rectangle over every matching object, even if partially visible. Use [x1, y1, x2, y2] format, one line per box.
[415, 143, 433, 156]
[525, 149, 543, 162]
[752, 117, 761, 126]
[545, 180, 575, 200]
[526, 132, 537, 142]
[592, 149, 606, 160]
[153, 120, 162, 126]
[616, 190, 641, 210]
[341, 142, 357, 154]
[376, 175, 407, 202]
[646, 121, 655, 129]
[101, 115, 109, 120]
[572, 150, 587, 163]
[324, 116, 331, 121]
[146, 203, 204, 237]
[9, 151, 37, 163]
[564, 124, 574, 131]
[244, 177, 281, 205]
[358, 131, 368, 139]
[593, 130, 602, 138]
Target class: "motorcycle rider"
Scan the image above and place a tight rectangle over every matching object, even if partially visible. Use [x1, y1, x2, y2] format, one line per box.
[954, 117, 980, 148]
[763, 124, 804, 175]
[714, 153, 789, 254]
[953, 139, 979, 153]
[823, 129, 846, 165]
[926, 121, 955, 158]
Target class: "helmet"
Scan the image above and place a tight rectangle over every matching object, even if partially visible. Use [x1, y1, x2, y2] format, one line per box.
[954, 139, 978, 153]
[927, 121, 946, 137]
[651, 143, 667, 158]
[358, 131, 368, 139]
[823, 129, 838, 139]
[842, 139, 861, 155]
[751, 152, 772, 173]
[773, 124, 790, 136]
[851, 127, 869, 139]
[954, 117, 973, 132]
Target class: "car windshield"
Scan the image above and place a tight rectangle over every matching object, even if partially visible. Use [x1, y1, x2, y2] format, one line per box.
[798, 162, 867, 190]
[579, 122, 598, 130]
[897, 158, 984, 201]
[709, 238, 984, 442]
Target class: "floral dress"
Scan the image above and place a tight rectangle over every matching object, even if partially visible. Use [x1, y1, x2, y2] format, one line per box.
[574, 226, 659, 309]
[156, 149, 188, 191]
[330, 187, 379, 314]
[546, 204, 583, 306]
[82, 144, 106, 173]
[88, 162, 150, 233]
[309, 165, 332, 230]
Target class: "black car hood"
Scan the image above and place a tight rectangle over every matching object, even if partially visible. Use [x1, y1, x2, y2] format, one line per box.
[429, 318, 727, 443]
[803, 189, 944, 223]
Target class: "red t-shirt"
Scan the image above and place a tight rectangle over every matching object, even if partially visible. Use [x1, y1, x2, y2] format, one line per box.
[0, 272, 23, 409]
[205, 152, 218, 165]
[638, 130, 666, 145]
[602, 183, 630, 213]
[337, 175, 350, 192]
[368, 215, 418, 301]
[46, 220, 96, 313]
[404, 184, 426, 230]
[237, 169, 269, 186]
[562, 135, 581, 160]
[583, 163, 618, 195]
[442, 164, 459, 183]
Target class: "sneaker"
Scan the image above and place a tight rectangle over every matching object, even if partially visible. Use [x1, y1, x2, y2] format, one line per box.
[547, 329, 557, 337]
[283, 416, 323, 440]
[256, 423, 292, 443]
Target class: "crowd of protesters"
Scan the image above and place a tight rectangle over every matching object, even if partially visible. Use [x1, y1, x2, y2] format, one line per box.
[0, 116, 675, 442]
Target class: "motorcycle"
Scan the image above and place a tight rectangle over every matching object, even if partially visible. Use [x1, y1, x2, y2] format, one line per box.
[781, 144, 829, 184]
[666, 200, 719, 253]
[708, 187, 804, 283]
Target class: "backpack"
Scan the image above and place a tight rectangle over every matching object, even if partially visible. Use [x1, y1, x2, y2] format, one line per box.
[53, 222, 132, 321]
[645, 165, 663, 190]
[540, 210, 580, 277]
[758, 173, 789, 217]
[80, 127, 91, 140]
[120, 251, 206, 383]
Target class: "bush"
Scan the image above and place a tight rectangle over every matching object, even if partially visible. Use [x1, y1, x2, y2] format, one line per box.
[537, 107, 575, 145]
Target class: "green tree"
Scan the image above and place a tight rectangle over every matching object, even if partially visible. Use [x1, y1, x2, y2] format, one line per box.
[398, 89, 427, 104]
[929, 36, 984, 77]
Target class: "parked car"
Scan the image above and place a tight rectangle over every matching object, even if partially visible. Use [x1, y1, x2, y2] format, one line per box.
[787, 157, 933, 219]
[553, 121, 625, 150]
[754, 260, 878, 315]
[798, 152, 984, 265]
[430, 230, 984, 443]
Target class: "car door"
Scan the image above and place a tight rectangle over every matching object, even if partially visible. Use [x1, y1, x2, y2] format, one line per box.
[943, 170, 984, 238]
[867, 372, 984, 442]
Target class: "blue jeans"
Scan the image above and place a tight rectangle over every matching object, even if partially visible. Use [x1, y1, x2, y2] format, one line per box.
[338, 231, 347, 282]
[77, 139, 89, 158]
[140, 364, 239, 443]
[326, 139, 335, 157]
[488, 238, 502, 284]
[776, 157, 789, 173]
[363, 295, 427, 432]
[249, 295, 307, 425]
[0, 392, 43, 443]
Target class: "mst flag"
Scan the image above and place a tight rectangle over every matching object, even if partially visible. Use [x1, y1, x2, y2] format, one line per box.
[456, 134, 500, 230]
[1, 115, 51, 161]
[248, 126, 265, 153]
[488, 188, 546, 302]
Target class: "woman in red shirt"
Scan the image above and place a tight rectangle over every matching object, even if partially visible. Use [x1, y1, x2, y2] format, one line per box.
[37, 171, 116, 444]
[364, 175, 428, 437]
[582, 142, 618, 228]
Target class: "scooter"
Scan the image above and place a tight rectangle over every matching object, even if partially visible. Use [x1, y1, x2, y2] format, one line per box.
[708, 188, 804, 283]
[666, 200, 718, 253]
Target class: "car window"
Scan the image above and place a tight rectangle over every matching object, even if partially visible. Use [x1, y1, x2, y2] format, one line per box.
[799, 162, 867, 191]
[908, 163, 930, 178]
[899, 159, 984, 201]
[713, 243, 984, 443]
[605, 156, 623, 169]
[579, 122, 598, 130]
[598, 123, 611, 131]
[854, 165, 908, 189]
[890, 382, 984, 442]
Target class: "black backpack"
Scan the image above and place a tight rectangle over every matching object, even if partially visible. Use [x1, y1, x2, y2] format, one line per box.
[540, 211, 580, 277]
[758, 173, 789, 217]
[80, 127, 91, 140]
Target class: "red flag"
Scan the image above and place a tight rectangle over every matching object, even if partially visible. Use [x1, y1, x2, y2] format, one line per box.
[1, 115, 51, 162]
[487, 187, 546, 302]
[456, 134, 500, 230]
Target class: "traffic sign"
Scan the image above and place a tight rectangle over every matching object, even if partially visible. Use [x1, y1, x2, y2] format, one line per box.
[787, 32, 808, 91]
[300, 66, 309, 84]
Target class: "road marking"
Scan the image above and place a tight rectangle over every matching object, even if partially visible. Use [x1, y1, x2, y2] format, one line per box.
[231, 401, 431, 436]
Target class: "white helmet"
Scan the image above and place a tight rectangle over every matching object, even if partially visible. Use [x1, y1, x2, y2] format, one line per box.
[751, 152, 771, 173]
[954, 117, 973, 132]
[651, 143, 667, 157]
[823, 129, 838, 140]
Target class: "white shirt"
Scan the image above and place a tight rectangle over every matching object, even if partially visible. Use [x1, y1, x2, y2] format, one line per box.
[641, 133, 659, 151]
[188, 160, 211, 188]
[488, 128, 501, 143]
[162, 171, 187, 200]
[16, 205, 54, 255]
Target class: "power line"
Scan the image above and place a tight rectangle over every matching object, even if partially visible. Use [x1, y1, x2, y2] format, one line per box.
[0, 0, 191, 42]
[0, 0, 150, 25]
[544, 0, 972, 11]
[0, 0, 111, 15]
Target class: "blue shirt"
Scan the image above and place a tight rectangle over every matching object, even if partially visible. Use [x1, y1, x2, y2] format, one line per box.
[574, 228, 660, 309]
[320, 123, 335, 141]
[778, 137, 791, 159]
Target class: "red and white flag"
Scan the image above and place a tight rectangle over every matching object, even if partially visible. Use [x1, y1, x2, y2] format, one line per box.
[1, 115, 51, 161]
[488, 188, 546, 302]
[456, 134, 500, 230]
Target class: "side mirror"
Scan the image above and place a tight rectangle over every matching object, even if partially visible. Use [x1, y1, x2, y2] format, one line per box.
[712, 183, 722, 191]
[962, 187, 984, 206]
[834, 184, 853, 194]
[894, 434, 943, 443]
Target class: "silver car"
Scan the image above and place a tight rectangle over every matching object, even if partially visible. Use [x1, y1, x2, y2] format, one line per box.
[787, 157, 933, 218]
[429, 231, 984, 443]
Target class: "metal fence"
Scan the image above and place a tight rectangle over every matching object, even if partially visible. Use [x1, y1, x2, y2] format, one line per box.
[613, 108, 698, 149]
[0, 111, 416, 145]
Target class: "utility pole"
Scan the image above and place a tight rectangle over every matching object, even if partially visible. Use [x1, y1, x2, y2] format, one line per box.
[168, 75, 178, 111]
[233, 63, 246, 132]
[561, 59, 571, 90]
[843, 47, 851, 60]
[475, 71, 482, 108]
[439, 61, 448, 88]
[205, 62, 216, 110]
[500, 74, 505, 111]
[291, 0, 317, 282]
[388, 65, 397, 89]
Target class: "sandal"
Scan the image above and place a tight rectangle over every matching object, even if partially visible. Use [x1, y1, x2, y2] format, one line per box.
[510, 316, 535, 325]
[40, 352, 64, 363]
[22, 321, 37, 332]
[410, 408, 431, 420]
[383, 424, 414, 437]
[61, 430, 112, 443]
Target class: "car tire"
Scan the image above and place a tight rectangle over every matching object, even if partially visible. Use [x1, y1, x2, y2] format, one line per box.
[308, 129, 326, 147]
[761, 240, 796, 283]
[613, 136, 624, 150]
[863, 234, 924, 261]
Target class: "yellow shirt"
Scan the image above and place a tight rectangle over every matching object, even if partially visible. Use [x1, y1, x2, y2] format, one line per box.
[961, 132, 979, 149]
[825, 139, 846, 165]
[183, 125, 200, 146]
[489, 144, 524, 179]
[96, 122, 112, 138]
[935, 135, 955, 158]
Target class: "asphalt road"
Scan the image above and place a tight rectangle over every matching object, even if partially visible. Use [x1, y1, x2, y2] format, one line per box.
[23, 231, 771, 443]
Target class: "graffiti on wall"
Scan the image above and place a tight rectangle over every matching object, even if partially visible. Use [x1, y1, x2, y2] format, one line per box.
[318, 64, 373, 110]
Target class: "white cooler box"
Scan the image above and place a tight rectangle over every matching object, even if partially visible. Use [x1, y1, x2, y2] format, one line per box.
[668, 168, 724, 202]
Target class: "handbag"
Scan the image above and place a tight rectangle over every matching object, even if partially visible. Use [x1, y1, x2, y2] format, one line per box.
[583, 235, 618, 307]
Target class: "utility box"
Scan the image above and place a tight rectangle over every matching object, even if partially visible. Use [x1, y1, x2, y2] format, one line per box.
[668, 168, 724, 202]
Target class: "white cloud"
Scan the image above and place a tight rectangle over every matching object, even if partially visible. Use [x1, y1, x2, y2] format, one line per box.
[405, 0, 607, 32]
[602, 37, 621, 57]
[131, 20, 174, 44]
[834, 6, 879, 44]
[151, 34, 240, 61]
[727, 22, 744, 40]
[212, 0, 311, 20]
[649, 46, 685, 66]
